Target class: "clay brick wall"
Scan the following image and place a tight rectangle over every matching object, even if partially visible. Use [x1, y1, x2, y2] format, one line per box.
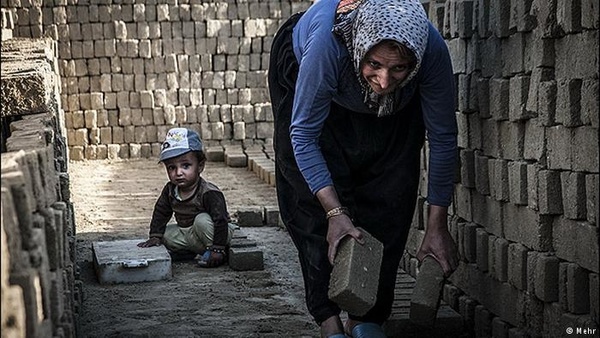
[402, 1, 599, 336]
[1, 37, 81, 337]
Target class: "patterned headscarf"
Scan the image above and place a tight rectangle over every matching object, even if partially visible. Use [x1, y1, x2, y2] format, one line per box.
[333, 0, 429, 116]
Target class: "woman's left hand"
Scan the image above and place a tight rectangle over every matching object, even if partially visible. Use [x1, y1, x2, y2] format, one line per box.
[416, 205, 459, 277]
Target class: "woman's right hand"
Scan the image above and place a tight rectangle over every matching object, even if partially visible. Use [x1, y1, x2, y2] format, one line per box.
[137, 237, 162, 248]
[326, 215, 364, 265]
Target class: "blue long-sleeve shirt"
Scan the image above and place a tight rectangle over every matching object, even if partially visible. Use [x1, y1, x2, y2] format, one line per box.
[290, 0, 457, 207]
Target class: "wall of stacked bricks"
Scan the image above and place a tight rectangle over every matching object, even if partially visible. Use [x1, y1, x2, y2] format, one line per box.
[1, 0, 598, 337]
[1, 34, 80, 338]
[400, 1, 599, 337]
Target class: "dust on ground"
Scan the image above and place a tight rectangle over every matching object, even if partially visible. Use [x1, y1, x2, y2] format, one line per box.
[70, 159, 319, 338]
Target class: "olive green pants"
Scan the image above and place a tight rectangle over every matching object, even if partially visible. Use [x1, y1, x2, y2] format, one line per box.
[162, 213, 237, 253]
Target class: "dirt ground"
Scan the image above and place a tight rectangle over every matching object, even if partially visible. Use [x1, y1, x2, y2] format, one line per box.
[69, 158, 321, 338]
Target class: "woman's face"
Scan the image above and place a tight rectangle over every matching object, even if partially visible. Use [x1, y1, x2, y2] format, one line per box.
[360, 42, 412, 95]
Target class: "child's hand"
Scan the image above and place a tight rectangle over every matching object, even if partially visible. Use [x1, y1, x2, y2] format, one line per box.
[137, 237, 162, 247]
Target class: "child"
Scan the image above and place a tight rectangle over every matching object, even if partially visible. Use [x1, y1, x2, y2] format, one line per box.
[138, 127, 236, 268]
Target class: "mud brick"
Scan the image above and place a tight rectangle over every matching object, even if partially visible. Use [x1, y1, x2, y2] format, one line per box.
[410, 256, 445, 326]
[1, 187, 30, 273]
[560, 172, 586, 220]
[228, 246, 264, 271]
[538, 81, 557, 126]
[507, 243, 528, 290]
[0, 285, 26, 338]
[463, 223, 478, 263]
[553, 217, 599, 272]
[538, 169, 563, 215]
[526, 164, 539, 210]
[205, 146, 225, 162]
[225, 151, 247, 167]
[508, 161, 527, 205]
[472, 192, 503, 237]
[490, 0, 512, 37]
[474, 151, 490, 195]
[476, 227, 489, 272]
[572, 126, 599, 173]
[556, 79, 583, 127]
[328, 228, 383, 316]
[585, 174, 598, 225]
[508, 75, 531, 121]
[263, 206, 279, 226]
[590, 273, 599, 323]
[494, 238, 509, 282]
[510, 0, 536, 32]
[235, 206, 263, 227]
[9, 269, 47, 338]
[491, 316, 510, 338]
[1, 170, 36, 249]
[557, 0, 582, 33]
[534, 253, 559, 302]
[503, 203, 552, 251]
[459, 149, 475, 188]
[581, 79, 599, 128]
[490, 78, 509, 121]
[473, 305, 493, 337]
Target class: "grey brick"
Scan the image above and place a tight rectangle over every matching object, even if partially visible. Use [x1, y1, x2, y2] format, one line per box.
[229, 246, 264, 271]
[557, 0, 582, 33]
[523, 120, 545, 161]
[474, 151, 490, 195]
[490, 78, 509, 121]
[492, 317, 510, 338]
[510, 0, 536, 32]
[491, 159, 509, 202]
[503, 203, 552, 251]
[494, 237, 509, 282]
[532, 0, 561, 38]
[476, 227, 489, 272]
[509, 75, 532, 121]
[555, 31, 600, 80]
[481, 119, 500, 158]
[581, 0, 599, 29]
[538, 170, 563, 215]
[472, 193, 503, 237]
[490, 0, 512, 37]
[474, 305, 493, 338]
[572, 126, 599, 172]
[477, 77, 491, 118]
[508, 161, 528, 205]
[581, 79, 599, 128]
[498, 121, 524, 161]
[507, 243, 528, 290]
[553, 217, 599, 272]
[586, 174, 598, 225]
[561, 171, 587, 220]
[537, 80, 557, 126]
[468, 113, 482, 150]
[567, 263, 590, 314]
[330, 229, 383, 317]
[534, 253, 559, 302]
[460, 149, 476, 188]
[464, 223, 478, 263]
[502, 33, 525, 76]
[556, 79, 583, 127]
[546, 126, 571, 170]
[474, 0, 492, 37]
[590, 273, 599, 323]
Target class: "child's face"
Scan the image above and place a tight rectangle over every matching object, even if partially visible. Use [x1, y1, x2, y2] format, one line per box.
[163, 152, 204, 192]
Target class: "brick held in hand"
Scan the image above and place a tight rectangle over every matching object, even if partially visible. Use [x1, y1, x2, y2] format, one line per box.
[328, 228, 383, 316]
[409, 256, 445, 326]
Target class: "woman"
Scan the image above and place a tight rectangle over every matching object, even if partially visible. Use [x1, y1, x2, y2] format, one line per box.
[268, 0, 459, 336]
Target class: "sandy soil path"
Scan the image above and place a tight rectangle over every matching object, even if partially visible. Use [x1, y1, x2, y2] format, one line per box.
[70, 159, 319, 338]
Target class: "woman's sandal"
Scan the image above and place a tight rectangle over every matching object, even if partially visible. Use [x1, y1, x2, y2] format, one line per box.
[346, 322, 387, 338]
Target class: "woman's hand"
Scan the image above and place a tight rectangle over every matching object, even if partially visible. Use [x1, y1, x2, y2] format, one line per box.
[326, 214, 364, 265]
[137, 237, 162, 248]
[416, 205, 459, 277]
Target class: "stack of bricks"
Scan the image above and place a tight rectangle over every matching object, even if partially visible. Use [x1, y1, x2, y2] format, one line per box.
[1, 38, 80, 337]
[403, 0, 598, 336]
[1, 0, 313, 161]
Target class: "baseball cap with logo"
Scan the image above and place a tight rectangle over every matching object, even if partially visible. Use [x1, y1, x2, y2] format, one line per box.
[159, 128, 203, 162]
